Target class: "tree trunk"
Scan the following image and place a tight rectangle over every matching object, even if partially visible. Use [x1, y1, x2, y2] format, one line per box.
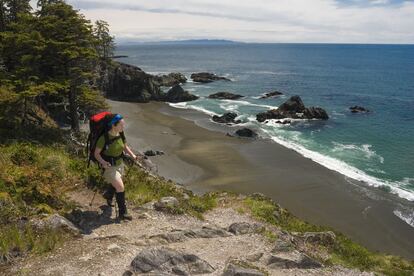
[69, 85, 79, 132]
[0, 1, 6, 32]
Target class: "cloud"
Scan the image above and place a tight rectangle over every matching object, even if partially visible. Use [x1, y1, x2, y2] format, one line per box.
[64, 0, 414, 43]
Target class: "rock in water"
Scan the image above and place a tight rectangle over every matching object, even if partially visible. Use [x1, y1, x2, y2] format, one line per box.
[256, 110, 285, 122]
[212, 112, 241, 124]
[303, 107, 329, 120]
[234, 128, 258, 138]
[260, 91, 283, 99]
[208, 92, 243, 100]
[256, 95, 329, 122]
[278, 95, 306, 113]
[191, 72, 231, 83]
[350, 106, 370, 113]
[153, 72, 187, 87]
[164, 85, 199, 103]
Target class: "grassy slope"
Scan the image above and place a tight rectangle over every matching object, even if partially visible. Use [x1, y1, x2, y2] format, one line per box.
[0, 134, 413, 274]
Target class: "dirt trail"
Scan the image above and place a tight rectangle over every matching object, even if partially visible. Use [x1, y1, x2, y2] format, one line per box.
[4, 187, 373, 276]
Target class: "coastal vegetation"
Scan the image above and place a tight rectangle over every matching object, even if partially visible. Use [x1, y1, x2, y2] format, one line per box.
[240, 195, 414, 276]
[0, 0, 109, 133]
[0, 1, 413, 275]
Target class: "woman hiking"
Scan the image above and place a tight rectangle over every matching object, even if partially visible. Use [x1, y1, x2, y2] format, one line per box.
[94, 113, 138, 221]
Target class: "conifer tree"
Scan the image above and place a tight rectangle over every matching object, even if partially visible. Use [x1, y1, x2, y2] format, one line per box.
[0, 0, 6, 32]
[4, 0, 31, 24]
[93, 20, 115, 60]
[0, 0, 106, 131]
[36, 2, 98, 131]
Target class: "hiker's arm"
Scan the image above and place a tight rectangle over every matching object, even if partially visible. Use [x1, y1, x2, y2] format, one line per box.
[94, 147, 111, 168]
[124, 144, 141, 160]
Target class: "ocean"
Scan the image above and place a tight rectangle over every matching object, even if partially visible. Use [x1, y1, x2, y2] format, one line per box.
[115, 43, 414, 203]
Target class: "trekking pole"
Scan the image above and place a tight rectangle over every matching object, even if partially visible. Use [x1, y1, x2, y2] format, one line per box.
[132, 154, 158, 177]
[114, 200, 118, 219]
[89, 188, 98, 206]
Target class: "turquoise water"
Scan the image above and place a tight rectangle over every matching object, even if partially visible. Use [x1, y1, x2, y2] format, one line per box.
[115, 43, 414, 201]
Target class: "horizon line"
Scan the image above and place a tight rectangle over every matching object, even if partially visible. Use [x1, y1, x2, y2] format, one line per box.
[115, 39, 414, 46]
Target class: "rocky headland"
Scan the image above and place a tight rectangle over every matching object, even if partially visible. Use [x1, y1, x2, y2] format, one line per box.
[99, 62, 198, 103]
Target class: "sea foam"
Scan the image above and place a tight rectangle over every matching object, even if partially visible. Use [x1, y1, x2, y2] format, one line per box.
[393, 209, 414, 228]
[168, 99, 414, 202]
[332, 142, 385, 164]
[261, 130, 414, 201]
[167, 102, 219, 116]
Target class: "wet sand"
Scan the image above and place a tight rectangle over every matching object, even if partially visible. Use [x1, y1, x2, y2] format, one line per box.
[109, 99, 414, 260]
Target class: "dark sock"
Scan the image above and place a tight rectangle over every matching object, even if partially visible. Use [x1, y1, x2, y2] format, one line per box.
[115, 191, 126, 216]
[103, 186, 115, 206]
[115, 192, 132, 220]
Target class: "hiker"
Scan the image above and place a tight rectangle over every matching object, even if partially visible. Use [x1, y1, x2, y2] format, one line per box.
[94, 113, 138, 221]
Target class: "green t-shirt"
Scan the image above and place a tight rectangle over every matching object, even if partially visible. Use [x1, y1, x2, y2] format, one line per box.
[96, 133, 125, 166]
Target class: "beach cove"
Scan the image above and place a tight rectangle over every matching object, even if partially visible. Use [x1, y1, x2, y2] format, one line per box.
[109, 99, 414, 260]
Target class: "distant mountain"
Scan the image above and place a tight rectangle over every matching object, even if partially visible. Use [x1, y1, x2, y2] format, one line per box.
[117, 39, 243, 46]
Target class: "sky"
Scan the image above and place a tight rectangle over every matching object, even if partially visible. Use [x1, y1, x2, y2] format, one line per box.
[31, 0, 414, 44]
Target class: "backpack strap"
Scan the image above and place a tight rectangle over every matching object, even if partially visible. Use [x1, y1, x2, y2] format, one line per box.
[103, 131, 126, 152]
[104, 131, 110, 151]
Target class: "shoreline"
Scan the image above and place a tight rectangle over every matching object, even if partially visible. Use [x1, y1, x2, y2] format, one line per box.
[109, 99, 414, 259]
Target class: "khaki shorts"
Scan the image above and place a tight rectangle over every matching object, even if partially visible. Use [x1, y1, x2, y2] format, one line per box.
[103, 163, 125, 184]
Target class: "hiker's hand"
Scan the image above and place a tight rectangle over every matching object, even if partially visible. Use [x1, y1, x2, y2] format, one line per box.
[133, 154, 142, 161]
[101, 161, 111, 169]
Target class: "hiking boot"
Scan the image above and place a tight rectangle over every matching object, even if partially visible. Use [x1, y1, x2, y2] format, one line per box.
[115, 191, 132, 221]
[103, 186, 115, 206]
[119, 213, 133, 221]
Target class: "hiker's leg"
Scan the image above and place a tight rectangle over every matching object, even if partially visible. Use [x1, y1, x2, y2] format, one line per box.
[115, 189, 132, 221]
[102, 185, 115, 206]
[104, 165, 131, 220]
[111, 175, 124, 193]
[103, 166, 124, 193]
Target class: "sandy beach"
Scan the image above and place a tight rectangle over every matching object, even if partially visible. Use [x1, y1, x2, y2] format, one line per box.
[109, 99, 414, 260]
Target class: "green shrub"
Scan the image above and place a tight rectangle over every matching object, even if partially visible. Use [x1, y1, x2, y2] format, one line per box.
[0, 224, 67, 264]
[40, 155, 67, 179]
[10, 145, 39, 166]
[0, 192, 20, 223]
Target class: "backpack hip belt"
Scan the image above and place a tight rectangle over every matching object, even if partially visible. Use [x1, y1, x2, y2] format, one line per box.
[101, 153, 125, 166]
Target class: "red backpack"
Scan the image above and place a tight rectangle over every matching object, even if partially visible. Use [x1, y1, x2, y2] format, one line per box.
[86, 111, 125, 167]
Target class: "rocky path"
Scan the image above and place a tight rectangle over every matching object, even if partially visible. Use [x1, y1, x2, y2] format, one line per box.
[5, 187, 373, 276]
